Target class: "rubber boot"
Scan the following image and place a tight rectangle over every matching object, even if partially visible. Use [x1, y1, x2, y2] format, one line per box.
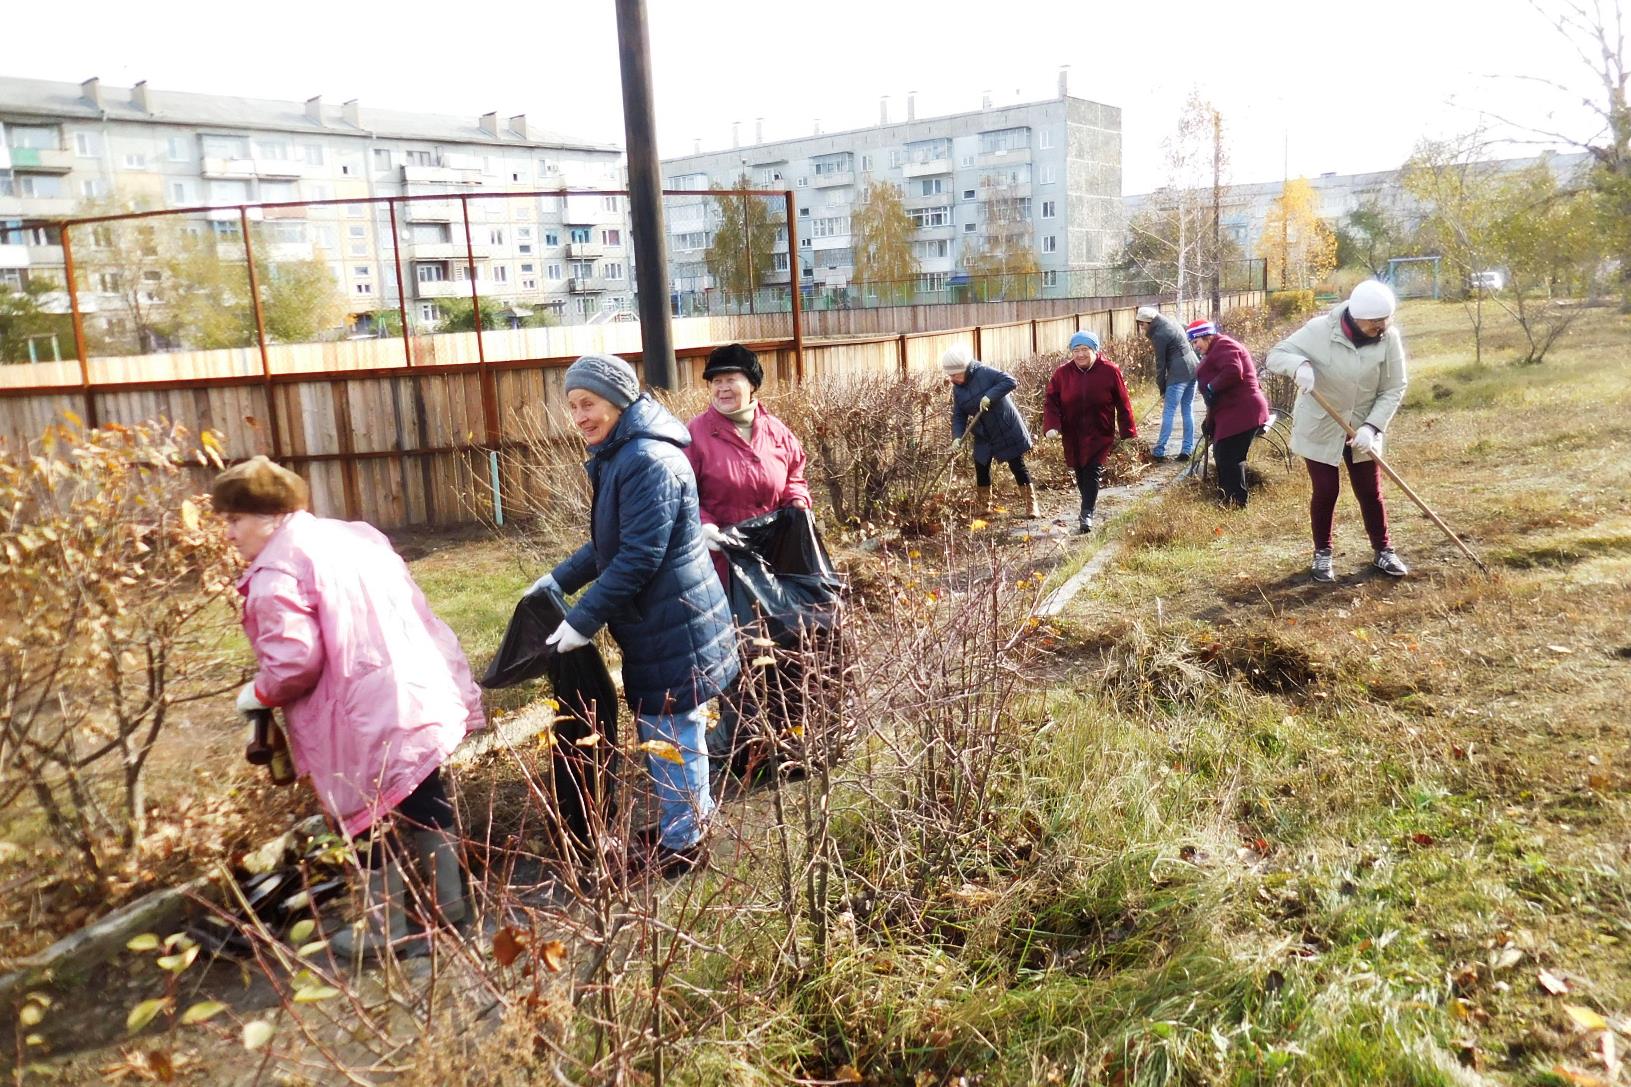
[411, 828, 468, 931]
[975, 486, 992, 517]
[1019, 484, 1040, 518]
[329, 857, 424, 961]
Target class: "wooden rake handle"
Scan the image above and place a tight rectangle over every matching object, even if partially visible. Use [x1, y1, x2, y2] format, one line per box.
[1306, 386, 1489, 575]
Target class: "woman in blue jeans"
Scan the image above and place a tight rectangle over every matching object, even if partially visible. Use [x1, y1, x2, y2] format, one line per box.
[1135, 305, 1200, 461]
[526, 353, 740, 877]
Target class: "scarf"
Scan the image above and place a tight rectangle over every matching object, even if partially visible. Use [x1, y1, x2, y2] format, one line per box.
[720, 401, 756, 443]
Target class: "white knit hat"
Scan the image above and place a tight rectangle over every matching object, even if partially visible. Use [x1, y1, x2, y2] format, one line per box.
[1135, 305, 1160, 322]
[940, 344, 973, 375]
[1348, 280, 1397, 320]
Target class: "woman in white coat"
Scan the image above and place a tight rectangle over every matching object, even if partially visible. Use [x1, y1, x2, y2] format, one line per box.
[1266, 281, 1409, 583]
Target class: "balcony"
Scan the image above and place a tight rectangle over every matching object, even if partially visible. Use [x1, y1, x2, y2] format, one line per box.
[405, 241, 492, 261]
[7, 147, 75, 174]
[912, 224, 955, 240]
[0, 244, 29, 269]
[979, 181, 1031, 200]
[809, 234, 850, 252]
[901, 157, 951, 179]
[565, 241, 603, 259]
[764, 267, 791, 285]
[402, 164, 483, 185]
[568, 276, 607, 293]
[415, 279, 506, 299]
[810, 170, 854, 189]
[904, 192, 952, 209]
[27, 244, 64, 265]
[0, 195, 21, 217]
[976, 146, 1031, 167]
[200, 157, 304, 180]
[262, 242, 314, 262]
[404, 201, 456, 222]
[14, 196, 76, 218]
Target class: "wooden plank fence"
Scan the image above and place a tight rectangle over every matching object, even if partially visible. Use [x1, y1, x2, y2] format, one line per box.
[0, 291, 1262, 530]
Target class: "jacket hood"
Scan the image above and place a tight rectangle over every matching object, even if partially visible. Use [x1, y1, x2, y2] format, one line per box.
[592, 394, 691, 457]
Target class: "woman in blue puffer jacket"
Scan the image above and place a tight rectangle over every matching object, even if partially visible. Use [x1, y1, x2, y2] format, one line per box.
[524, 353, 739, 876]
[941, 344, 1037, 517]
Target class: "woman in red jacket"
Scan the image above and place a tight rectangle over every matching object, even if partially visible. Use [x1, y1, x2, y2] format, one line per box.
[684, 343, 812, 580]
[1187, 319, 1271, 508]
[1043, 330, 1138, 534]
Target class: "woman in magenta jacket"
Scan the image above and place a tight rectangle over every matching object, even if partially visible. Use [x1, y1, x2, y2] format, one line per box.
[684, 344, 812, 579]
[1043, 330, 1138, 535]
[217, 456, 484, 959]
[1187, 319, 1270, 508]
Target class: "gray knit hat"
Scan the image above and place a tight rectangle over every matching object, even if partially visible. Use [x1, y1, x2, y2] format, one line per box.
[564, 353, 641, 409]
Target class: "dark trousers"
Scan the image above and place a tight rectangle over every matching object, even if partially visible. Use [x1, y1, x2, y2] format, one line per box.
[1212, 430, 1257, 508]
[1306, 448, 1391, 552]
[974, 456, 1031, 487]
[363, 766, 454, 866]
[1073, 463, 1102, 515]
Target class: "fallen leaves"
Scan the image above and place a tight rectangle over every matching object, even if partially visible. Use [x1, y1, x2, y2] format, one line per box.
[1540, 969, 1572, 996]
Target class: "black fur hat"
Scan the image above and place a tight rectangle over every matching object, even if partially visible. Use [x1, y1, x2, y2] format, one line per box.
[702, 343, 763, 389]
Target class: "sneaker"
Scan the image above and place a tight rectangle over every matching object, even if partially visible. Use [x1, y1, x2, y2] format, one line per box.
[654, 842, 707, 879]
[1078, 513, 1094, 535]
[1151, 451, 1168, 462]
[1175, 451, 1191, 462]
[1373, 549, 1409, 577]
[1311, 548, 1335, 583]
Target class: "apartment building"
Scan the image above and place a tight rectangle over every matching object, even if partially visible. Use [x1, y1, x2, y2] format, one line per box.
[0, 75, 634, 350]
[660, 75, 1121, 306]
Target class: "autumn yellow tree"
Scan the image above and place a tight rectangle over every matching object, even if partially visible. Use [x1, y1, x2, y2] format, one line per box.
[850, 180, 918, 304]
[1261, 178, 1337, 290]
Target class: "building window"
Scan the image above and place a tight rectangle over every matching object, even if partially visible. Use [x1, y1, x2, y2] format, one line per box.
[301, 143, 324, 165]
[354, 282, 374, 295]
[373, 149, 393, 170]
[960, 154, 974, 167]
[546, 263, 562, 279]
[1041, 200, 1056, 219]
[1042, 270, 1059, 287]
[519, 262, 535, 273]
[888, 150, 903, 168]
[798, 207, 809, 217]
[918, 178, 946, 196]
[340, 163, 356, 176]
[169, 180, 195, 204]
[402, 149, 433, 167]
[602, 228, 621, 246]
[605, 262, 624, 280]
[489, 228, 505, 246]
[493, 265, 509, 283]
[812, 152, 853, 176]
[570, 260, 595, 278]
[256, 140, 289, 160]
[962, 189, 976, 200]
[417, 264, 447, 283]
[73, 132, 100, 157]
[544, 231, 559, 246]
[521, 276, 537, 290]
[569, 226, 592, 244]
[677, 231, 708, 249]
[796, 177, 807, 187]
[917, 272, 949, 293]
[1042, 236, 1057, 253]
[908, 206, 952, 229]
[353, 265, 371, 278]
[772, 252, 790, 271]
[978, 127, 1030, 154]
[418, 303, 440, 323]
[963, 222, 977, 233]
[602, 196, 620, 212]
[537, 158, 557, 176]
[1040, 164, 1057, 185]
[812, 216, 849, 238]
[1039, 128, 1053, 150]
[166, 136, 190, 161]
[79, 178, 107, 199]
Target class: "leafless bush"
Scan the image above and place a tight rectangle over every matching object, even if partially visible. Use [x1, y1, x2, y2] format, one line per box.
[0, 420, 242, 882]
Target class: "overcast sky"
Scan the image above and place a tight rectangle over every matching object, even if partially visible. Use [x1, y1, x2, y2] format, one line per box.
[5, 0, 1609, 192]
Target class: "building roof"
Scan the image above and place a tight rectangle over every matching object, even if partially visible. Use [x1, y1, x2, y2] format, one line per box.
[0, 75, 619, 154]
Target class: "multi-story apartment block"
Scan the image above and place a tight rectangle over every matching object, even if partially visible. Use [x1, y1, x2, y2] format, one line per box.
[0, 76, 634, 350]
[660, 78, 1121, 307]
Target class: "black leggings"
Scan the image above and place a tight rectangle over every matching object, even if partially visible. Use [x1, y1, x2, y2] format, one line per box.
[1212, 430, 1257, 508]
[363, 767, 454, 866]
[1073, 463, 1102, 514]
[974, 456, 1031, 487]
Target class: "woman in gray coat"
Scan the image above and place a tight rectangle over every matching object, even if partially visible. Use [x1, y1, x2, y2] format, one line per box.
[941, 344, 1037, 517]
[1266, 281, 1409, 583]
[1135, 306, 1200, 461]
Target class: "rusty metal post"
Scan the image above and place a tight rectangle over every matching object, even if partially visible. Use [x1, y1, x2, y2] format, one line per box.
[1030, 318, 1038, 356]
[461, 195, 499, 447]
[58, 224, 97, 427]
[240, 206, 283, 461]
[897, 333, 908, 378]
[972, 324, 982, 360]
[784, 190, 804, 384]
[387, 198, 413, 368]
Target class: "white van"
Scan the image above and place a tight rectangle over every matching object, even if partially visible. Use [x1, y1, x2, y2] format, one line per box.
[1468, 270, 1505, 292]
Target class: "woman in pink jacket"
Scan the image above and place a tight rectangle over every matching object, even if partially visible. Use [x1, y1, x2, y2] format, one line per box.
[684, 343, 812, 579]
[215, 456, 484, 960]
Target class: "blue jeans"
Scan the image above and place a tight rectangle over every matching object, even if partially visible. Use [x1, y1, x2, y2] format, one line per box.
[1154, 381, 1196, 457]
[637, 704, 715, 850]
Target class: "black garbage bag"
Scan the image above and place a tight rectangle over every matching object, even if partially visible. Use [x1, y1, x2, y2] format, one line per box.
[713, 508, 845, 779]
[480, 587, 619, 849]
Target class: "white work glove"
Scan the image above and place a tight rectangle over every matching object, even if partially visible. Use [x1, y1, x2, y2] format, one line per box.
[979, 395, 992, 412]
[701, 523, 727, 552]
[526, 573, 558, 597]
[1348, 424, 1382, 457]
[236, 682, 270, 717]
[1294, 362, 1316, 393]
[545, 619, 591, 653]
[1045, 429, 1060, 440]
